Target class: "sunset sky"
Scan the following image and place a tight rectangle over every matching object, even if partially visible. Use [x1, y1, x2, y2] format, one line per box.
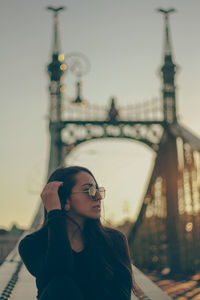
[1, 0, 200, 229]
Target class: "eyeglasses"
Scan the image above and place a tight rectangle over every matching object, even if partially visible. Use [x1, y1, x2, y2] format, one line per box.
[71, 186, 106, 200]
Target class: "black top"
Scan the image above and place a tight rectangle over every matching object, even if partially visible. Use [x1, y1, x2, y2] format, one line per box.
[72, 248, 98, 299]
[18, 210, 132, 300]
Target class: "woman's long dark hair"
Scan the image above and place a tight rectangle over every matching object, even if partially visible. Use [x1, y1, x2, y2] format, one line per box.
[40, 166, 135, 299]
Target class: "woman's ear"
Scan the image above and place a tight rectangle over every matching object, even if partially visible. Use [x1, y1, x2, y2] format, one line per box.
[64, 199, 71, 211]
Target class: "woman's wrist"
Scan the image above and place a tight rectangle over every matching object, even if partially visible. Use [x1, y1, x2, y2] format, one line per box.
[47, 208, 61, 213]
[47, 208, 61, 214]
[47, 209, 63, 224]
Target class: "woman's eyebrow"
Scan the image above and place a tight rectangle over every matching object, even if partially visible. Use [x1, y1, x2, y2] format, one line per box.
[82, 183, 93, 187]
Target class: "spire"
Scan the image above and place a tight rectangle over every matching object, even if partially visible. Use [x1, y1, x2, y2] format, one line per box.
[159, 8, 175, 56]
[158, 8, 177, 124]
[108, 97, 119, 122]
[47, 6, 66, 54]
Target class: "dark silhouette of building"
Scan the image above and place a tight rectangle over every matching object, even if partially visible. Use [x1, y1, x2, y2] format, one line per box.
[0, 224, 24, 265]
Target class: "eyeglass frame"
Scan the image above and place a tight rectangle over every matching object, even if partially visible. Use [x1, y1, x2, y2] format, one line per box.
[71, 186, 106, 200]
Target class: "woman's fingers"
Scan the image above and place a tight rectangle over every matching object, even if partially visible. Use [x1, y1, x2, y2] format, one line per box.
[41, 181, 63, 196]
[41, 181, 63, 212]
[41, 181, 63, 191]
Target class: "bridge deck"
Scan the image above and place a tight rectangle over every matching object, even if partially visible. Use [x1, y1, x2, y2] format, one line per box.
[0, 244, 171, 300]
[147, 271, 200, 299]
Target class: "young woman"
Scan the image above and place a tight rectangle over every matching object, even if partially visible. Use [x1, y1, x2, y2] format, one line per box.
[19, 166, 145, 300]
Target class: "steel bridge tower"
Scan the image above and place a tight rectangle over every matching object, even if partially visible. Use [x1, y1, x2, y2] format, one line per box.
[128, 9, 200, 274]
[29, 6, 67, 230]
[47, 6, 67, 176]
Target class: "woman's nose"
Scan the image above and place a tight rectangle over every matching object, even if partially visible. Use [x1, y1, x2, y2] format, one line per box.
[95, 190, 102, 201]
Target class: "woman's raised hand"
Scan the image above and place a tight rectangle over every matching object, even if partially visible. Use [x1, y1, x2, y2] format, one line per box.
[40, 181, 63, 212]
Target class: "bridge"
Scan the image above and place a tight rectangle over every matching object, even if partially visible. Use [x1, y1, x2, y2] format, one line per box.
[1, 6, 200, 300]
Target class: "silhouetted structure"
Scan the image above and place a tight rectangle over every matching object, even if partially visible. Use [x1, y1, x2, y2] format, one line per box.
[0, 225, 23, 265]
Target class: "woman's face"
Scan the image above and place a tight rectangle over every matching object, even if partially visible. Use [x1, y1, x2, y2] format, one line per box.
[65, 171, 102, 221]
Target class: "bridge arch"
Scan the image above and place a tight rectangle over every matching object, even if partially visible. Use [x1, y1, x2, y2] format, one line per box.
[64, 137, 155, 225]
[61, 121, 164, 158]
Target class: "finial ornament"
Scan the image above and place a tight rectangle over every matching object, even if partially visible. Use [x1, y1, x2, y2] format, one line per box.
[157, 8, 176, 15]
[47, 6, 66, 14]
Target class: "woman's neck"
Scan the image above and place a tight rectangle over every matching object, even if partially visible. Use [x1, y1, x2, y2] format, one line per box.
[65, 215, 85, 251]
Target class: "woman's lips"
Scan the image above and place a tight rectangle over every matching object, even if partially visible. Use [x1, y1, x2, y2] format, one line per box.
[93, 205, 101, 209]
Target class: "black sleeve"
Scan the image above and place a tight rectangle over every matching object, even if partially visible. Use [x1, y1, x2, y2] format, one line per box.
[18, 209, 73, 278]
[18, 230, 44, 277]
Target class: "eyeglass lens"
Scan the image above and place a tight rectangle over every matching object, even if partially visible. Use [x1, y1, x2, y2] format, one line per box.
[89, 187, 105, 199]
